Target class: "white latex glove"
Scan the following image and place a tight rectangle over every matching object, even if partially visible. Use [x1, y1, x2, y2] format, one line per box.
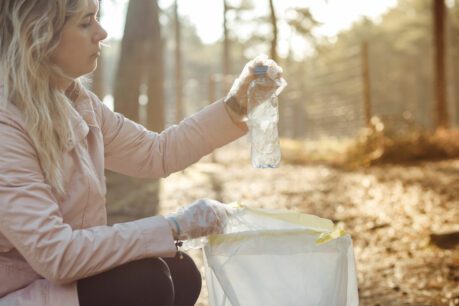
[166, 199, 231, 240]
[224, 54, 284, 120]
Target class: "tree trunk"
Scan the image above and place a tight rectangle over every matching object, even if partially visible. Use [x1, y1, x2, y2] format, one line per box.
[146, 0, 165, 132]
[222, 0, 233, 92]
[433, 0, 449, 129]
[107, 0, 161, 224]
[361, 41, 372, 126]
[451, 5, 459, 126]
[268, 0, 278, 63]
[173, 0, 183, 122]
[222, 0, 231, 91]
[113, 0, 151, 122]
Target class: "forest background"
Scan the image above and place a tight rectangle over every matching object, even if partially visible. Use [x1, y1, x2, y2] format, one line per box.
[89, 0, 459, 305]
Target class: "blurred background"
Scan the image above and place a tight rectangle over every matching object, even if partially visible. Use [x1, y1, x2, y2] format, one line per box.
[93, 0, 459, 136]
[92, 1, 459, 305]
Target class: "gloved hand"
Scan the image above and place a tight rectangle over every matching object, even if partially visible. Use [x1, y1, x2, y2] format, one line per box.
[166, 199, 232, 240]
[224, 54, 284, 121]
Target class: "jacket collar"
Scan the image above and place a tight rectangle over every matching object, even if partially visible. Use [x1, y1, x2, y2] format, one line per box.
[63, 84, 97, 152]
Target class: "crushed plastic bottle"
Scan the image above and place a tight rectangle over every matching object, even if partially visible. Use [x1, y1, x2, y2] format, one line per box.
[247, 65, 287, 168]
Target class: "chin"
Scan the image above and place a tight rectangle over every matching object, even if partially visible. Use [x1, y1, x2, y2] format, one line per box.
[78, 64, 98, 77]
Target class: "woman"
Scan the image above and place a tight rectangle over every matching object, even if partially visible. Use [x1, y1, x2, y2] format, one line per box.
[0, 0, 283, 305]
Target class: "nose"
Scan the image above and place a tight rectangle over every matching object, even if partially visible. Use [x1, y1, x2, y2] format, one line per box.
[93, 22, 108, 43]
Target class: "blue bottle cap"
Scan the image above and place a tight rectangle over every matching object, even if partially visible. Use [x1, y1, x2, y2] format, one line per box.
[254, 65, 268, 77]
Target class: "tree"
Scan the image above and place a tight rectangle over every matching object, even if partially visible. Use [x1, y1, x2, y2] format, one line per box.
[268, 0, 278, 63]
[113, 0, 151, 122]
[146, 0, 165, 132]
[433, 0, 449, 129]
[113, 0, 165, 131]
[173, 0, 183, 122]
[223, 0, 231, 79]
[450, 1, 459, 124]
[107, 0, 164, 224]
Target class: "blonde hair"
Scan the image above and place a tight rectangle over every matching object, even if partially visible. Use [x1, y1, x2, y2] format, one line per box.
[0, 0, 86, 196]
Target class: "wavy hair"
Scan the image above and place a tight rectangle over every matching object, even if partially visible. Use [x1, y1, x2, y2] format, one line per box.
[0, 0, 86, 196]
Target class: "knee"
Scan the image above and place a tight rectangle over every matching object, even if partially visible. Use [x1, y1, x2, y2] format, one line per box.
[141, 258, 174, 292]
[129, 258, 175, 304]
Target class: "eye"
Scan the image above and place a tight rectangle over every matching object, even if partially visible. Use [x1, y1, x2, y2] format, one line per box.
[80, 17, 92, 28]
[80, 14, 99, 28]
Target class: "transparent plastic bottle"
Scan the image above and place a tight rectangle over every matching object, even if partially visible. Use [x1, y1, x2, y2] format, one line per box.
[247, 65, 281, 168]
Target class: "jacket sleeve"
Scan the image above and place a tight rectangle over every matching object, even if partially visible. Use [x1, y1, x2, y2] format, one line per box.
[94, 96, 248, 178]
[0, 115, 177, 284]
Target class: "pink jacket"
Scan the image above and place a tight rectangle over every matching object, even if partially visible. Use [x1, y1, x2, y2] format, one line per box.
[0, 84, 246, 305]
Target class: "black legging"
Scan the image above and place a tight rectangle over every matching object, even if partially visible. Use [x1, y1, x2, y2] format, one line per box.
[77, 252, 201, 306]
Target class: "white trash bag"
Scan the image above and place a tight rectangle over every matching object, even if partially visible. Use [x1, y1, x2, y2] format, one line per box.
[185, 203, 359, 306]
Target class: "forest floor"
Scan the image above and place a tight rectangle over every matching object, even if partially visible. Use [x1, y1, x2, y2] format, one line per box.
[108, 142, 459, 306]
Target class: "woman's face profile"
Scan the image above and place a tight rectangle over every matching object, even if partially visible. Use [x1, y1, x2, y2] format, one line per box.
[51, 0, 107, 81]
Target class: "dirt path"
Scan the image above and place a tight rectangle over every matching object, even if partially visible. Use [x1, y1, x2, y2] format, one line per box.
[146, 144, 458, 306]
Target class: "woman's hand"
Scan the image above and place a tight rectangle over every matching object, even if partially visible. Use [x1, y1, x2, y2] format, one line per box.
[224, 54, 284, 122]
[166, 199, 232, 240]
